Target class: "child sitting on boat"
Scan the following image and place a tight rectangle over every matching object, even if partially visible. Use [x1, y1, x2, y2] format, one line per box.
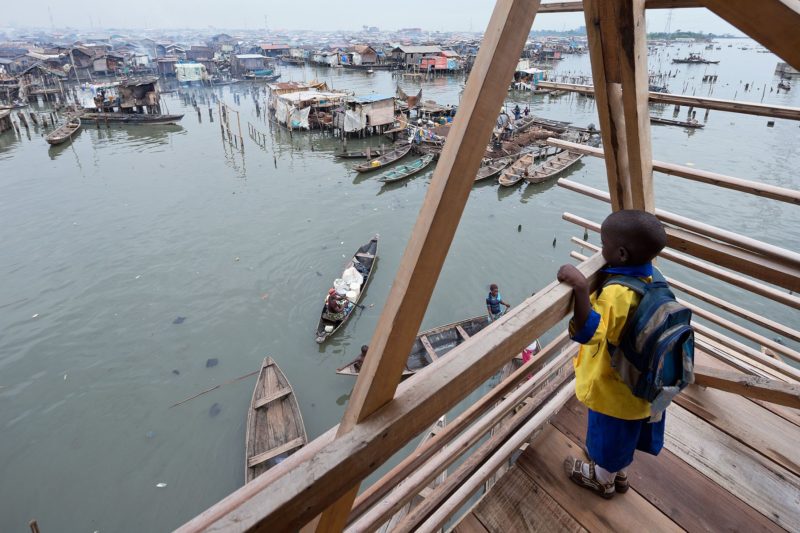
[556, 210, 671, 499]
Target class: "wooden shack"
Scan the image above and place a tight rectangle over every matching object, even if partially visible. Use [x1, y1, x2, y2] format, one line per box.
[231, 54, 271, 78]
[334, 94, 395, 136]
[178, 1, 800, 532]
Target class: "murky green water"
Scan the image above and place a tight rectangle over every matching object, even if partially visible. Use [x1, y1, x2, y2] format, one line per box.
[1, 39, 798, 532]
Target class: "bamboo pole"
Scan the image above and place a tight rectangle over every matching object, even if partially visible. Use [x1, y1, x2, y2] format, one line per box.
[550, 139, 800, 206]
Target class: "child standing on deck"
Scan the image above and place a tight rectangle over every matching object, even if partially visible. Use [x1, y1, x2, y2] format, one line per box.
[557, 210, 670, 499]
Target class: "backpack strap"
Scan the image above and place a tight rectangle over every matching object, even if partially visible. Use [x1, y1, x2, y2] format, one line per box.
[601, 274, 648, 296]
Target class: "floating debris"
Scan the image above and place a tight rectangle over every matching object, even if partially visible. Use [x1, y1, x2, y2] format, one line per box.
[172, 369, 180, 375]
[172, 316, 186, 325]
[156, 482, 167, 488]
[206, 358, 218, 368]
[209, 403, 221, 417]
[31, 313, 39, 319]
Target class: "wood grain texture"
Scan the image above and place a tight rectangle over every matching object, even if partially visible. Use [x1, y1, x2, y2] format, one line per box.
[664, 404, 800, 531]
[550, 397, 784, 533]
[516, 426, 682, 532]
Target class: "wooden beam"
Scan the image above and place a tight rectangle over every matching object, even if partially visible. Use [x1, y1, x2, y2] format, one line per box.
[693, 365, 800, 409]
[314, 2, 543, 530]
[570, 236, 800, 345]
[538, 0, 702, 13]
[247, 438, 304, 468]
[176, 252, 605, 532]
[410, 384, 576, 532]
[582, 0, 654, 211]
[420, 335, 439, 360]
[679, 299, 800, 365]
[348, 342, 576, 530]
[538, 81, 800, 122]
[347, 333, 574, 525]
[253, 387, 292, 409]
[550, 139, 800, 206]
[559, 177, 800, 269]
[456, 325, 471, 340]
[563, 212, 800, 310]
[702, 0, 800, 73]
[693, 323, 800, 382]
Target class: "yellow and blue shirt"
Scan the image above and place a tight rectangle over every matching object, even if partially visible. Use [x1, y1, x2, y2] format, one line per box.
[569, 264, 653, 420]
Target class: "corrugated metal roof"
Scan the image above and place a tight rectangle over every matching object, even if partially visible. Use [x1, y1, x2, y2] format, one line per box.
[352, 94, 394, 103]
[393, 45, 442, 54]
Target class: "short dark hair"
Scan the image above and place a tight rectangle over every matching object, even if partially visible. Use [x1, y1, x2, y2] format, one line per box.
[602, 210, 667, 263]
[489, 283, 498, 291]
[361, 345, 369, 354]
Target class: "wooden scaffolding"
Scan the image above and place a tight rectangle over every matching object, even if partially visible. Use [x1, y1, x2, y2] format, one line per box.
[177, 1, 800, 532]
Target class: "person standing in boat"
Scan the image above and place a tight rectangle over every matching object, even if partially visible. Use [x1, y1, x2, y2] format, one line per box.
[513, 104, 521, 120]
[523, 105, 530, 117]
[486, 284, 511, 322]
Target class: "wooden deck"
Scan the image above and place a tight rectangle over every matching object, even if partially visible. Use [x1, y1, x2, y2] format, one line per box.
[454, 351, 800, 533]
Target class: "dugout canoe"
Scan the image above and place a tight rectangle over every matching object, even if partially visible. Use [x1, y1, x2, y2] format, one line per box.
[334, 148, 385, 159]
[45, 116, 81, 145]
[336, 315, 490, 377]
[377, 153, 435, 183]
[315, 235, 379, 343]
[354, 143, 412, 173]
[650, 116, 705, 129]
[497, 152, 534, 187]
[80, 112, 184, 125]
[245, 357, 307, 483]
[475, 156, 513, 182]
[524, 150, 583, 184]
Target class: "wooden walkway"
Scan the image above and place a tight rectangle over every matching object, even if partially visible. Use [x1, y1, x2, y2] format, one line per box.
[454, 352, 800, 533]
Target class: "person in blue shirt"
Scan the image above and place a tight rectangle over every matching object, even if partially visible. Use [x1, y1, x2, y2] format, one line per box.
[486, 284, 511, 321]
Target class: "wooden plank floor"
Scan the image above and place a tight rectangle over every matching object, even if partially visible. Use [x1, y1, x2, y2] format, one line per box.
[455, 354, 799, 533]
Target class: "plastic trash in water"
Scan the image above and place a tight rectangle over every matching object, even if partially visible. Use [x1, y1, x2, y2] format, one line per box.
[156, 482, 167, 488]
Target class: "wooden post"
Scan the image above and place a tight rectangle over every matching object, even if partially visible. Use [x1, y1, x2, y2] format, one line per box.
[583, 0, 654, 211]
[312, 2, 542, 531]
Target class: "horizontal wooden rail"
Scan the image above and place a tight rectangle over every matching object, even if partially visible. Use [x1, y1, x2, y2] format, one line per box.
[414, 383, 576, 532]
[538, 0, 701, 13]
[694, 365, 800, 409]
[570, 236, 800, 345]
[696, 334, 790, 382]
[347, 332, 574, 526]
[356, 355, 574, 532]
[549, 139, 800, 206]
[563, 213, 800, 308]
[538, 81, 800, 122]
[176, 253, 607, 532]
[693, 323, 800, 382]
[679, 299, 800, 364]
[560, 178, 800, 268]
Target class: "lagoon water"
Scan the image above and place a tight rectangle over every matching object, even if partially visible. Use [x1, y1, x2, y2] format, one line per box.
[1, 39, 798, 531]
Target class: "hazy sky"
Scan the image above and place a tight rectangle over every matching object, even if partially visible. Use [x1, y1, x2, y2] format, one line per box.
[7, 2, 741, 35]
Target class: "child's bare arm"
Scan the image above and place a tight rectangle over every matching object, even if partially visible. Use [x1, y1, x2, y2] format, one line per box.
[557, 264, 591, 330]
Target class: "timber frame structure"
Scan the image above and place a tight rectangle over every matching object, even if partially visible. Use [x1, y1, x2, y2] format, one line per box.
[179, 1, 800, 532]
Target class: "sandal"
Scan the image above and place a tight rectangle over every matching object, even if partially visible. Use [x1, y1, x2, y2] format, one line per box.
[580, 444, 629, 493]
[564, 456, 615, 499]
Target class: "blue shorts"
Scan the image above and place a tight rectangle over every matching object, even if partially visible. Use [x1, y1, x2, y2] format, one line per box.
[586, 409, 665, 472]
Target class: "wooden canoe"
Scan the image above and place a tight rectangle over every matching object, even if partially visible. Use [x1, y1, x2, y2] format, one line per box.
[336, 315, 491, 377]
[378, 153, 435, 183]
[377, 416, 448, 532]
[650, 116, 705, 129]
[354, 143, 412, 173]
[315, 235, 379, 343]
[245, 357, 307, 483]
[475, 156, 513, 182]
[46, 116, 81, 145]
[524, 150, 583, 184]
[335, 148, 385, 159]
[80, 112, 184, 125]
[497, 153, 534, 187]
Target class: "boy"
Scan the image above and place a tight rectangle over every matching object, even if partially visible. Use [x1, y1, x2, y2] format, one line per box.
[486, 284, 511, 321]
[556, 209, 668, 499]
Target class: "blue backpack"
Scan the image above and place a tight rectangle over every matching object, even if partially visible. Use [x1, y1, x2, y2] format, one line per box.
[602, 268, 695, 419]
